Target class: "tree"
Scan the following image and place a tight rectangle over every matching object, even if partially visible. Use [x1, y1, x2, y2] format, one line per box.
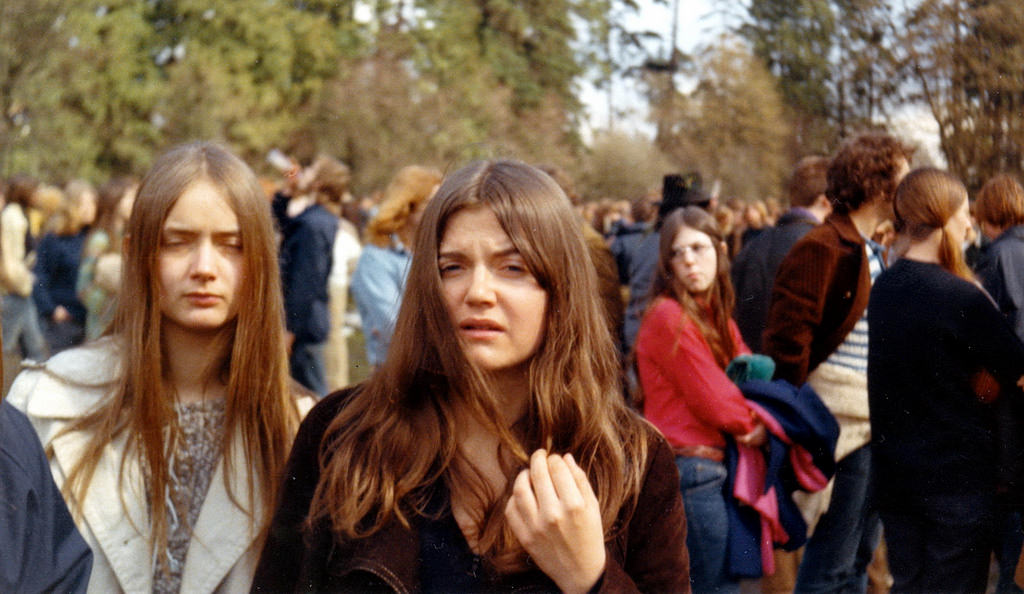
[740, 0, 835, 152]
[1, 0, 641, 186]
[580, 130, 673, 200]
[831, 0, 899, 137]
[901, 0, 1024, 190]
[0, 0, 83, 176]
[657, 37, 792, 202]
[151, 0, 342, 161]
[739, 0, 901, 155]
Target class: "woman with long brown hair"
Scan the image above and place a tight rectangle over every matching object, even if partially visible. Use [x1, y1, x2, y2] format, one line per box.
[868, 168, 1024, 592]
[253, 160, 689, 592]
[8, 142, 313, 593]
[634, 205, 765, 593]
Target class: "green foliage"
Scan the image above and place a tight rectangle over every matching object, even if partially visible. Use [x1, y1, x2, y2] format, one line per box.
[742, 0, 834, 120]
[2, 0, 621, 189]
[581, 130, 673, 200]
[657, 37, 792, 202]
[739, 0, 900, 155]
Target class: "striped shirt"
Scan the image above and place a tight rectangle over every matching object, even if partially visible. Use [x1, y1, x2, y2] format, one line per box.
[822, 239, 886, 374]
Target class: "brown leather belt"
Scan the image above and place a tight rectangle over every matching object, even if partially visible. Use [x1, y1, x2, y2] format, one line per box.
[673, 445, 725, 463]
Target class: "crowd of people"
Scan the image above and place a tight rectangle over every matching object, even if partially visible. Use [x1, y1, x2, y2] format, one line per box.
[2, 132, 1024, 594]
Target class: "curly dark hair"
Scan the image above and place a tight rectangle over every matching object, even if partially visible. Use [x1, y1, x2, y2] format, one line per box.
[827, 134, 915, 214]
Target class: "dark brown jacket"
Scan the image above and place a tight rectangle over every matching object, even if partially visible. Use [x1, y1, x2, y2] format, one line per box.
[762, 212, 871, 385]
[252, 387, 691, 593]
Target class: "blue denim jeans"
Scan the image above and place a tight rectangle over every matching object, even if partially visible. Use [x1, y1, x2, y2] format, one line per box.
[676, 455, 740, 594]
[2, 294, 47, 360]
[796, 444, 880, 594]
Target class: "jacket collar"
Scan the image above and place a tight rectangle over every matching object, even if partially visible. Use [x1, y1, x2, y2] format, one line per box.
[180, 433, 263, 593]
[777, 207, 820, 227]
[51, 426, 153, 592]
[21, 338, 122, 419]
[50, 423, 262, 593]
[33, 339, 264, 594]
[996, 224, 1024, 244]
[825, 212, 867, 247]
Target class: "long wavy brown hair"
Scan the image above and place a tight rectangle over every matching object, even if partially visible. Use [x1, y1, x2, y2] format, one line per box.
[647, 206, 738, 369]
[309, 159, 650, 571]
[893, 168, 974, 282]
[57, 142, 302, 566]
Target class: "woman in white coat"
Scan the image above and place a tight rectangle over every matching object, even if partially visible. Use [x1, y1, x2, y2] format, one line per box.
[8, 142, 313, 594]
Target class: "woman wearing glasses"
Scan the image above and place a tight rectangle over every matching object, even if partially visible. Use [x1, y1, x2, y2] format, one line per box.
[635, 205, 765, 593]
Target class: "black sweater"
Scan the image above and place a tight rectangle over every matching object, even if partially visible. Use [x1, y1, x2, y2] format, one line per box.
[868, 259, 1024, 506]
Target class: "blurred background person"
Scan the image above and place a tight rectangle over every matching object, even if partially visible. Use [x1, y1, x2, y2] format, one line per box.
[77, 176, 137, 341]
[973, 172, 1024, 592]
[2, 175, 47, 390]
[975, 173, 1024, 338]
[739, 200, 769, 248]
[764, 133, 913, 593]
[273, 154, 346, 397]
[732, 156, 831, 352]
[309, 157, 363, 391]
[33, 179, 97, 353]
[350, 165, 442, 369]
[27, 184, 64, 241]
[613, 172, 710, 356]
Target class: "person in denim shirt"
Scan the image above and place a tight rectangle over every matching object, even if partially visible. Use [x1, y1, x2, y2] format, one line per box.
[351, 165, 441, 367]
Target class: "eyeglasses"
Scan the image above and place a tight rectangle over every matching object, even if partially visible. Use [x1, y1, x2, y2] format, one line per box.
[671, 242, 715, 260]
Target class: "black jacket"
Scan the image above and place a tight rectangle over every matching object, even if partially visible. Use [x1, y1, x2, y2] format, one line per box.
[274, 192, 339, 345]
[0, 401, 92, 592]
[731, 209, 818, 352]
[252, 387, 691, 593]
[977, 225, 1024, 342]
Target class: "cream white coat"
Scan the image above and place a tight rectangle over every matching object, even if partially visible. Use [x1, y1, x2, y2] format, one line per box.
[7, 338, 313, 594]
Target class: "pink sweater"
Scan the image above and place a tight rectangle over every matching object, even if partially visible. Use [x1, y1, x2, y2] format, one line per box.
[636, 297, 756, 449]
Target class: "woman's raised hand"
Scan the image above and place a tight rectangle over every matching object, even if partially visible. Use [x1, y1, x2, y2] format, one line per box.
[504, 449, 605, 594]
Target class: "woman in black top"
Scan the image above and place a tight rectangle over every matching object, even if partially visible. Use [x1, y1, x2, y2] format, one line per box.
[868, 168, 1024, 592]
[253, 160, 690, 593]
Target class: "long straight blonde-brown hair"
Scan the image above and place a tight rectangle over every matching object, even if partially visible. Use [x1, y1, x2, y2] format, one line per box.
[58, 142, 301, 565]
[310, 159, 649, 571]
[893, 168, 974, 282]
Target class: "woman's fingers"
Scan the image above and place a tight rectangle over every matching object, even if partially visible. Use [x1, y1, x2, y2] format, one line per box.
[505, 449, 606, 594]
[510, 466, 538, 522]
[548, 454, 585, 509]
[565, 454, 598, 506]
[529, 449, 559, 511]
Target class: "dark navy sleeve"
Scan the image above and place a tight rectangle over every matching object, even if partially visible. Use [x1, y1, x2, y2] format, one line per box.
[0, 401, 92, 593]
[271, 191, 292, 233]
[32, 233, 58, 318]
[280, 209, 337, 344]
